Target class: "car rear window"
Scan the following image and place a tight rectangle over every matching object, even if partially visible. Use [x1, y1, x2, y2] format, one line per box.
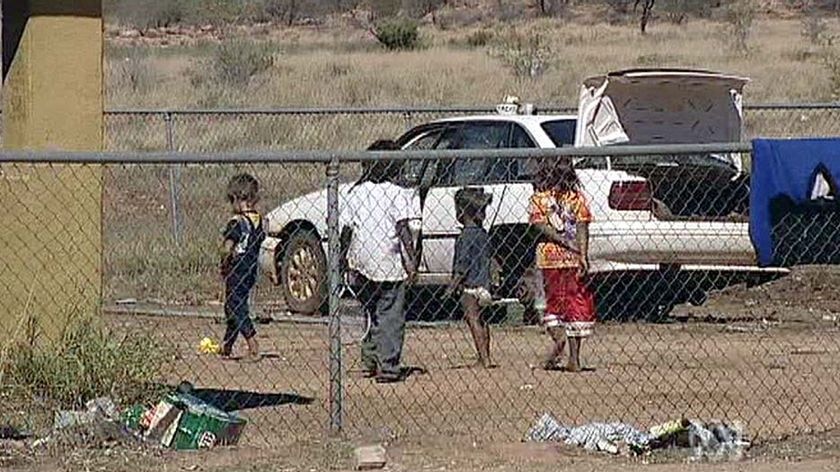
[540, 120, 577, 147]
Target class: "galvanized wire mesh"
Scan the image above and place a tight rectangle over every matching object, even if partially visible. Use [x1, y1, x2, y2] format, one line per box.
[102, 104, 840, 154]
[100, 103, 840, 248]
[2, 144, 839, 452]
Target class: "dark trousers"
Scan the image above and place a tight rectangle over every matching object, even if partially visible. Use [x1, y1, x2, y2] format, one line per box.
[223, 280, 256, 354]
[356, 277, 406, 376]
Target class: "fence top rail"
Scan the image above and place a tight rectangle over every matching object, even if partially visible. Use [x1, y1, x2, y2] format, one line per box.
[0, 143, 752, 164]
[101, 102, 840, 115]
[104, 106, 511, 116]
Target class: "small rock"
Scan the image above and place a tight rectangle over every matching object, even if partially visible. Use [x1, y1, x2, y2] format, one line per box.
[354, 445, 386, 470]
[119, 29, 141, 39]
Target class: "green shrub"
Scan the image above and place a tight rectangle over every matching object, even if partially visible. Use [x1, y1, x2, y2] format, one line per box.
[491, 28, 554, 80]
[111, 0, 187, 29]
[2, 313, 168, 409]
[372, 18, 421, 51]
[723, 0, 758, 54]
[801, 9, 832, 47]
[108, 0, 248, 27]
[658, 0, 714, 25]
[466, 29, 495, 48]
[208, 40, 277, 86]
[820, 47, 840, 100]
[110, 50, 159, 94]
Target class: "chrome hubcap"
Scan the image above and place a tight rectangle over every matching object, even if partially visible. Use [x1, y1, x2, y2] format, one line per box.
[287, 245, 319, 301]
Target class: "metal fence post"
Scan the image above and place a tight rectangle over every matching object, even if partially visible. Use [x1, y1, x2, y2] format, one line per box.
[403, 111, 412, 131]
[164, 112, 182, 246]
[326, 156, 343, 432]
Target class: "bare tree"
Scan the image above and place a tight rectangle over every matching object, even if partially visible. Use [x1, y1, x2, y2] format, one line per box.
[634, 0, 655, 34]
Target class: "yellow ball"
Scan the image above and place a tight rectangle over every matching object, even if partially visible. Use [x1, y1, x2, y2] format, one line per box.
[199, 337, 220, 354]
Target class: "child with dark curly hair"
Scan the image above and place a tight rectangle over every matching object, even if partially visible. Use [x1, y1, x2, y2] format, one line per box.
[529, 159, 595, 372]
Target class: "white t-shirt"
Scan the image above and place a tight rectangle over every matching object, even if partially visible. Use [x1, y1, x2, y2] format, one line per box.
[346, 181, 422, 282]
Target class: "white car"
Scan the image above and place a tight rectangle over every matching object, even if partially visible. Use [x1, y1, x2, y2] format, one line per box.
[261, 69, 782, 315]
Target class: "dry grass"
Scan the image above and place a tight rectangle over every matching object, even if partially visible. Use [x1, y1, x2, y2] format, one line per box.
[107, 19, 840, 109]
[97, 18, 840, 304]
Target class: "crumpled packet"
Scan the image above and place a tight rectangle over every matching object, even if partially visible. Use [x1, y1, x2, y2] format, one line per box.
[527, 413, 651, 455]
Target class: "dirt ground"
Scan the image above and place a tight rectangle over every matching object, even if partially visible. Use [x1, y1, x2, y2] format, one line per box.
[108, 307, 840, 445]
[6, 267, 840, 471]
[6, 427, 840, 472]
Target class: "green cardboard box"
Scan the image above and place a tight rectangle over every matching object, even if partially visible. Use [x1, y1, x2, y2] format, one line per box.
[164, 392, 247, 450]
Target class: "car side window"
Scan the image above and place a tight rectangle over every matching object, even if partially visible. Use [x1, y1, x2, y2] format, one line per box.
[400, 128, 443, 186]
[511, 124, 537, 148]
[404, 129, 442, 150]
[502, 124, 537, 182]
[437, 122, 510, 186]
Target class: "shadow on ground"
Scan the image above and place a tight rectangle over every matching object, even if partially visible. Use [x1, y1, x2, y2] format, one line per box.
[187, 387, 314, 412]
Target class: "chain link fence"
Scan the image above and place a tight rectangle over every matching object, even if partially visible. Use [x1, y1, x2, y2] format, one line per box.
[2, 144, 840, 452]
[103, 103, 840, 247]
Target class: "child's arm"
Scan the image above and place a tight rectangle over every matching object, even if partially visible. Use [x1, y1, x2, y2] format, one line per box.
[395, 189, 421, 284]
[339, 225, 353, 275]
[397, 219, 418, 282]
[220, 239, 235, 278]
[534, 223, 580, 253]
[529, 194, 579, 253]
[447, 235, 470, 297]
[446, 272, 466, 298]
[576, 221, 590, 276]
[220, 216, 241, 278]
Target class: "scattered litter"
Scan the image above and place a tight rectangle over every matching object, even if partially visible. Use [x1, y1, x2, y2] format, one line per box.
[791, 348, 829, 356]
[354, 444, 387, 470]
[519, 384, 534, 391]
[686, 420, 749, 462]
[527, 413, 649, 455]
[724, 325, 767, 334]
[41, 389, 246, 452]
[54, 397, 119, 430]
[122, 391, 247, 450]
[177, 381, 195, 394]
[527, 414, 749, 460]
[41, 397, 134, 451]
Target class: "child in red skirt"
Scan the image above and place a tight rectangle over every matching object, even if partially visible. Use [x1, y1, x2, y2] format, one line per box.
[529, 158, 595, 373]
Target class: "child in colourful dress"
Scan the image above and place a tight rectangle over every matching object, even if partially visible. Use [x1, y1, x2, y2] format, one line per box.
[529, 159, 595, 372]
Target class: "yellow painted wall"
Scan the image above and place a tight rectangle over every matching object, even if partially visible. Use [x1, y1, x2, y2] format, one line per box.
[1, 1, 103, 343]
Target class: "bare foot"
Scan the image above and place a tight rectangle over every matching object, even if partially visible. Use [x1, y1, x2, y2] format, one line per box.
[565, 362, 582, 373]
[542, 360, 563, 371]
[478, 359, 497, 369]
[242, 353, 262, 364]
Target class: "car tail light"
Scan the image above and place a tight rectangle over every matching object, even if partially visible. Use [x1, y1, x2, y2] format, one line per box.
[609, 181, 652, 211]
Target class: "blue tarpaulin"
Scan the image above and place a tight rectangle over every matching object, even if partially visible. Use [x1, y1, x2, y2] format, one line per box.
[750, 138, 840, 267]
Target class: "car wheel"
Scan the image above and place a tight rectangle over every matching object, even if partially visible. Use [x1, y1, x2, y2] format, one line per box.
[279, 229, 326, 315]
